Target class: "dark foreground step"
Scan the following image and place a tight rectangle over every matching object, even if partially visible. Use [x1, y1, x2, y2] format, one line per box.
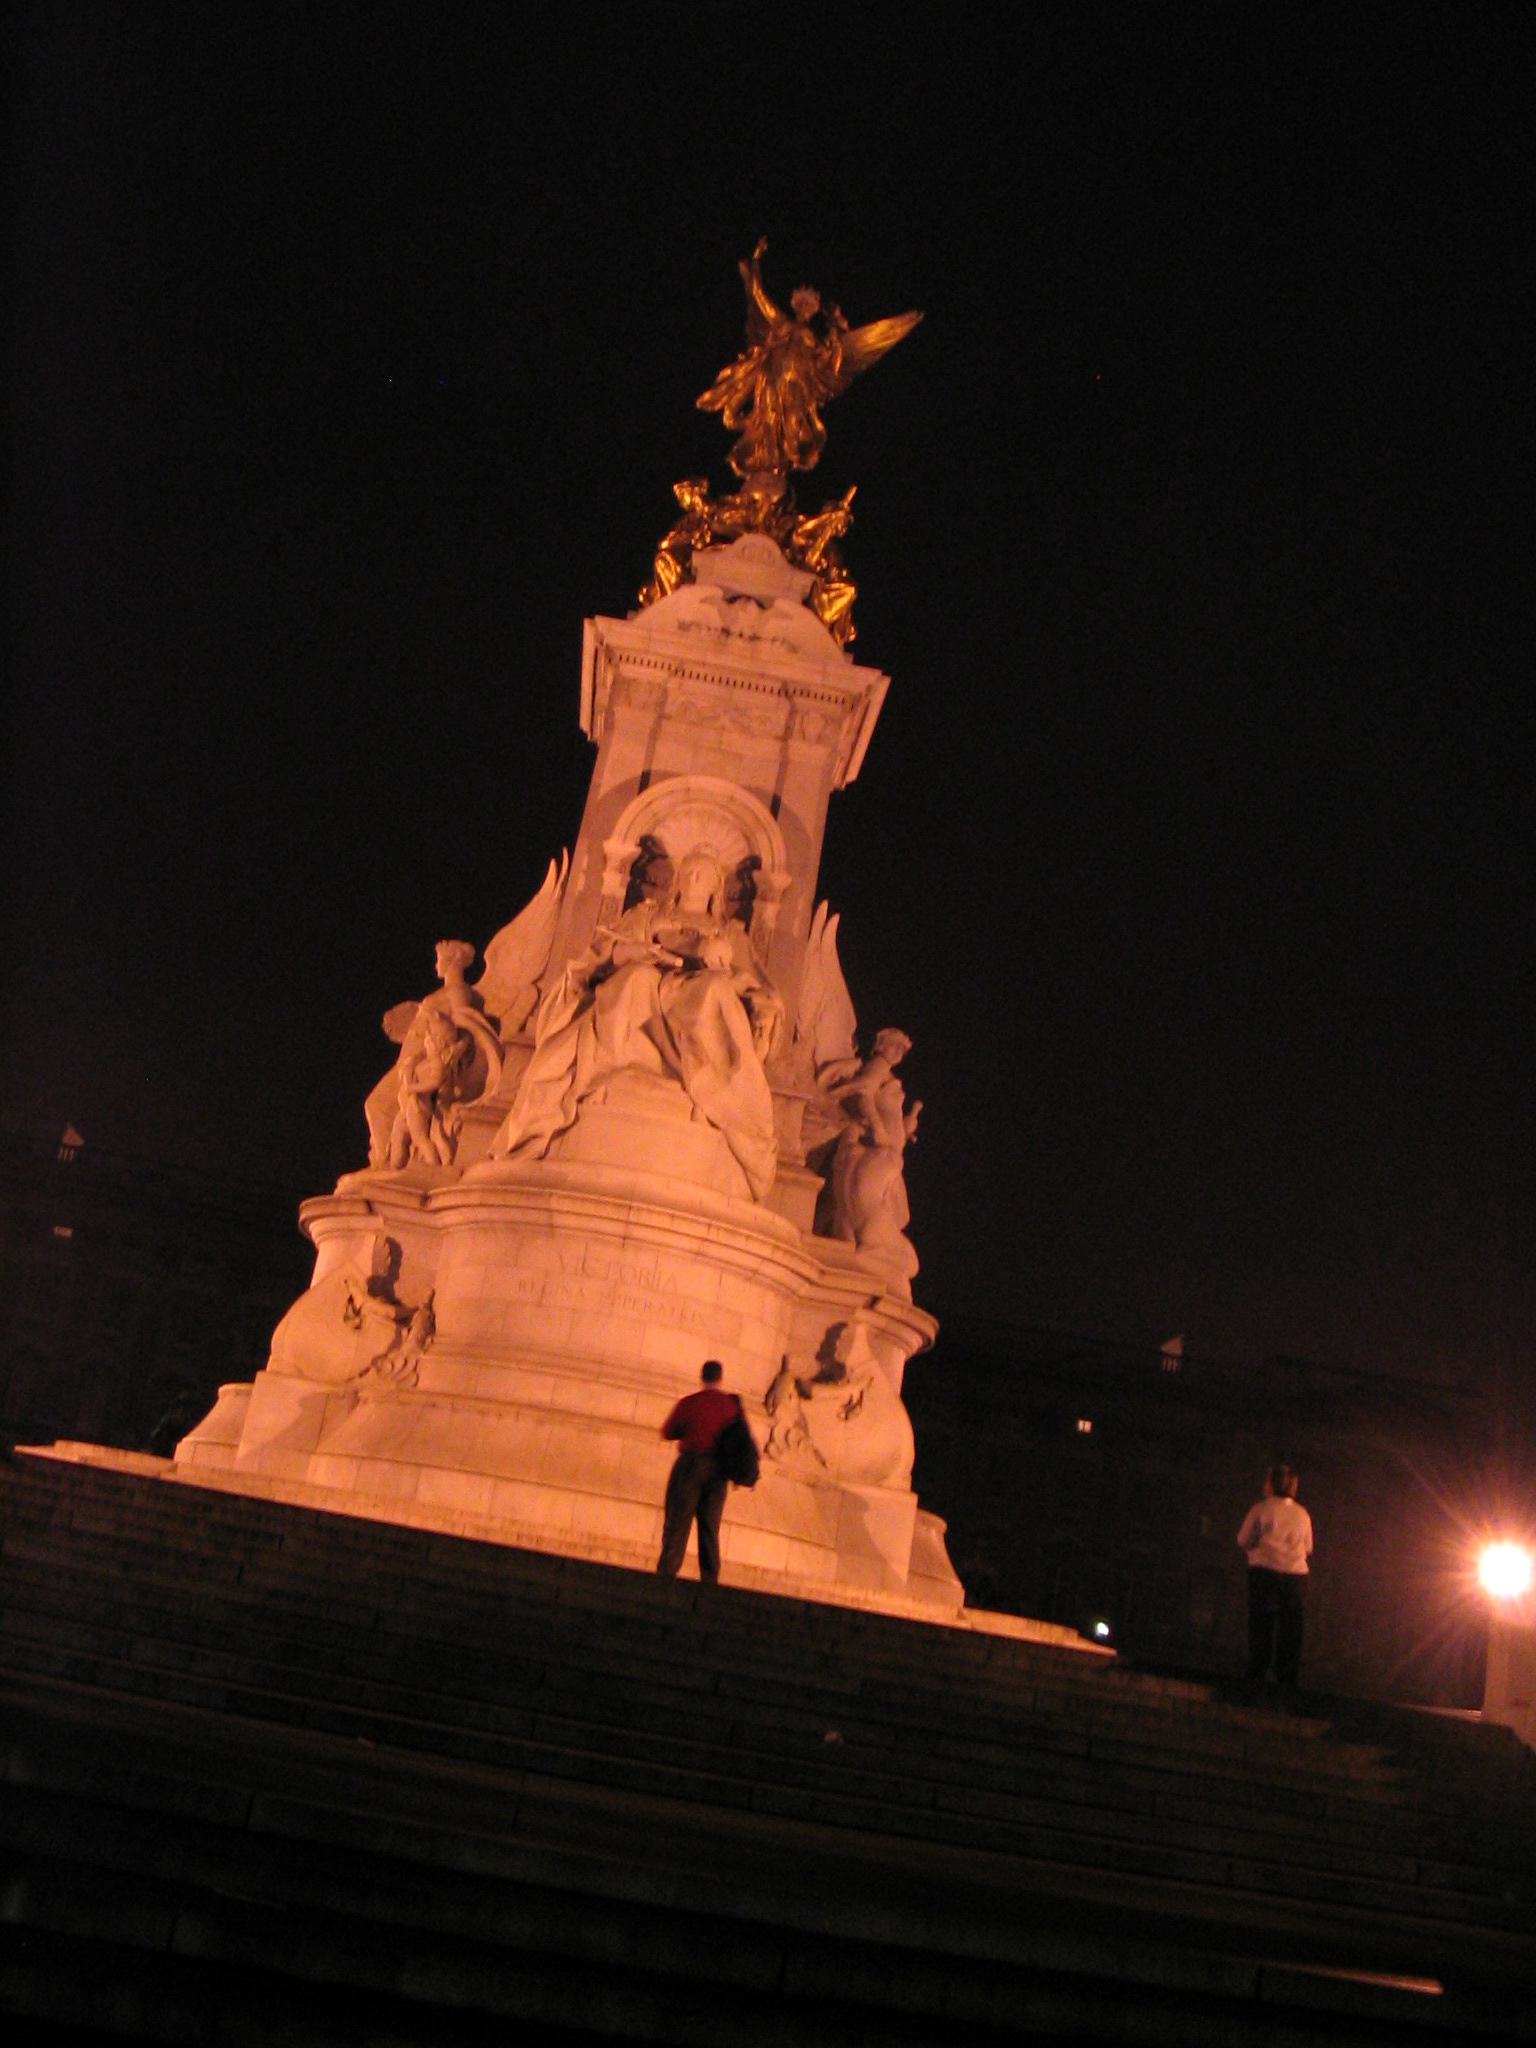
[0, 1465, 1493, 1809]
[2, 1452, 1534, 2045]
[0, 1463, 1491, 1799]
[5, 1674, 1532, 2048]
[3, 1481, 1530, 1894]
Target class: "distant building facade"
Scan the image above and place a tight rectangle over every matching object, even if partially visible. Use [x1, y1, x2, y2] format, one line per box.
[906, 1318, 1492, 1706]
[0, 1130, 312, 1457]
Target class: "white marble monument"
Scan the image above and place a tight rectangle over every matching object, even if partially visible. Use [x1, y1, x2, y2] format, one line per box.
[170, 248, 974, 1614]
[173, 527, 958, 1611]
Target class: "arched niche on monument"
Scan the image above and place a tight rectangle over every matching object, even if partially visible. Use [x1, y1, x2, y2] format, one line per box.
[597, 775, 791, 968]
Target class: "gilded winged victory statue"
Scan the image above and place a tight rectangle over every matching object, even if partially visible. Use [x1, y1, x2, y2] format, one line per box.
[641, 240, 921, 646]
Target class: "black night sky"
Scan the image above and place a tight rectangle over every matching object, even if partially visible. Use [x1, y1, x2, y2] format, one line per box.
[5, 10, 1532, 1418]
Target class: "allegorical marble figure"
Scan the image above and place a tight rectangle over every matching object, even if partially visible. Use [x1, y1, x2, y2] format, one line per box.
[364, 940, 504, 1170]
[827, 1028, 922, 1284]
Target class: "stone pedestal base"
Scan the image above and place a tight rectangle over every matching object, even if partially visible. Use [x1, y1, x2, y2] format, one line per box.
[174, 1146, 964, 1615]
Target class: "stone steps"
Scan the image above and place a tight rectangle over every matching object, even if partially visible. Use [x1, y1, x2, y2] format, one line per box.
[3, 1459, 1530, 1840]
[3, 1467, 1526, 1849]
[1, 1545, 1515, 1875]
[1, 1623, 1511, 1913]
[5, 1673, 1531, 2047]
[4, 1881, 1481, 2048]
[3, 1451, 1534, 2044]
[0, 1515, 1412, 1770]
[6, 1562, 1503, 1869]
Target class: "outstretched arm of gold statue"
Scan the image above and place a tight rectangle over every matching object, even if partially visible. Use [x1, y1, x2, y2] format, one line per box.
[738, 236, 785, 343]
[697, 245, 785, 421]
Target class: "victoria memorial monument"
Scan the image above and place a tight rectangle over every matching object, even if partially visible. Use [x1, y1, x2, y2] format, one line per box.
[162, 250, 974, 1615]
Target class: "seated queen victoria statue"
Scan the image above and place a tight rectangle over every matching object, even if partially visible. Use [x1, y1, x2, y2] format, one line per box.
[488, 846, 785, 1200]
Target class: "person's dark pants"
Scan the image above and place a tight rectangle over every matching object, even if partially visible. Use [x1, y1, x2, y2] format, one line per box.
[1247, 1567, 1305, 1684]
[657, 1450, 728, 1581]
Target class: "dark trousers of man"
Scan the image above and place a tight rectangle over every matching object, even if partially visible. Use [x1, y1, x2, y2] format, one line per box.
[657, 1449, 728, 1581]
[1247, 1566, 1305, 1684]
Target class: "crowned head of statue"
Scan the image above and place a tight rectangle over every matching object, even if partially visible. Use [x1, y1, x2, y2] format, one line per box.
[665, 846, 729, 926]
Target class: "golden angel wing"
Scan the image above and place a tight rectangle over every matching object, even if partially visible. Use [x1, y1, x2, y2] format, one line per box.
[826, 309, 924, 395]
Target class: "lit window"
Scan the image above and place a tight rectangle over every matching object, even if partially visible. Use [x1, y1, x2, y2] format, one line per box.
[52, 1224, 74, 1240]
[1076, 1417, 1093, 1434]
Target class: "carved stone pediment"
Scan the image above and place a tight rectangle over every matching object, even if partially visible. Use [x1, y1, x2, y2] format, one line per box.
[581, 613, 888, 790]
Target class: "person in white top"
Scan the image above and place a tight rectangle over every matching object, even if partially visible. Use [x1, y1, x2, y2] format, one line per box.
[1237, 1464, 1314, 1687]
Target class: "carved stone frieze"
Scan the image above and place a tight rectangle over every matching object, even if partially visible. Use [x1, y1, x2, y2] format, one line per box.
[581, 612, 889, 789]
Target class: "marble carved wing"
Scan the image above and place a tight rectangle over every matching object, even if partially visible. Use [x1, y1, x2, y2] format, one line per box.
[381, 1001, 420, 1045]
[795, 902, 859, 1077]
[476, 852, 569, 1035]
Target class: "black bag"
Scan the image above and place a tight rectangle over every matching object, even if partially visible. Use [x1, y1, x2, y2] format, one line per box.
[714, 1411, 760, 1488]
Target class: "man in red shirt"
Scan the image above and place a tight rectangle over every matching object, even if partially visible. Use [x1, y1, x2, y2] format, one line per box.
[657, 1360, 743, 1581]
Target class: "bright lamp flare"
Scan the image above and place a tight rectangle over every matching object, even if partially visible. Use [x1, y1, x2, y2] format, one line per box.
[1479, 1543, 1533, 1600]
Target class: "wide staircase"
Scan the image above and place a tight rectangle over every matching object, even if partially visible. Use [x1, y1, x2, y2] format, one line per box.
[2, 1450, 1532, 2046]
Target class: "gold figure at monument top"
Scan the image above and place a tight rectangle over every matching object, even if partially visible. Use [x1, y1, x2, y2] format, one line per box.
[640, 242, 922, 648]
[697, 239, 923, 480]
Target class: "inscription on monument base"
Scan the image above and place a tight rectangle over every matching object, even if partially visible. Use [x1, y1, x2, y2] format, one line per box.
[500, 1268, 716, 1335]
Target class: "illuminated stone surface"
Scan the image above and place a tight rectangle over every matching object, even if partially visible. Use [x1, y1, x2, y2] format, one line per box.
[167, 536, 963, 1615]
